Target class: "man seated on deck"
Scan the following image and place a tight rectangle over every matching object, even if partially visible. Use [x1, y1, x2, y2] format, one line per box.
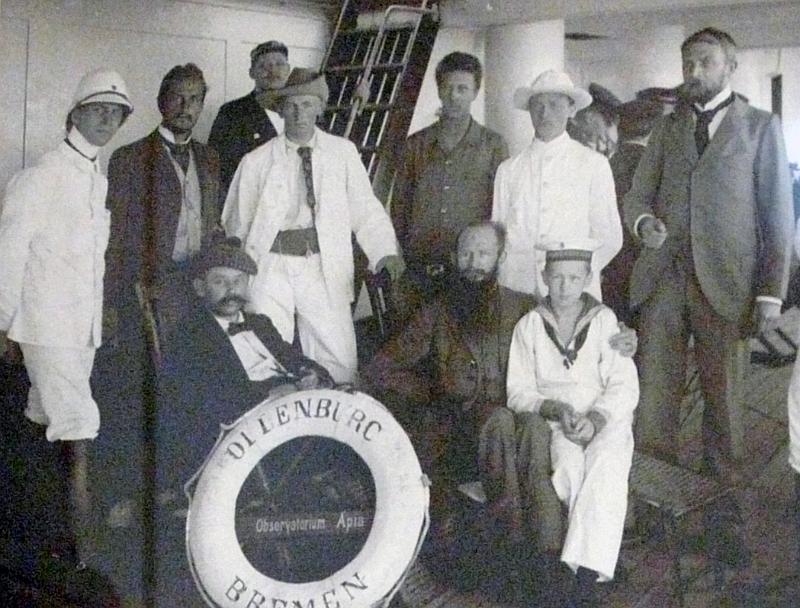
[155, 236, 332, 606]
[364, 221, 637, 602]
[507, 238, 639, 607]
[158, 235, 333, 491]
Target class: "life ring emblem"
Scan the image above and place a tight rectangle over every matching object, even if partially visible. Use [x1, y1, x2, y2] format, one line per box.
[186, 389, 430, 607]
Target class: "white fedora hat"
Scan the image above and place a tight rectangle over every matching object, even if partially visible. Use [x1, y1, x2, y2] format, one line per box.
[513, 69, 592, 112]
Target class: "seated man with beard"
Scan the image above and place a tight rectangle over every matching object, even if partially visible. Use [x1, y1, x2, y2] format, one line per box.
[364, 221, 636, 599]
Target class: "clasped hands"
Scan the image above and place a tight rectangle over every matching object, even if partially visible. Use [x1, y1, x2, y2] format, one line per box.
[541, 399, 606, 448]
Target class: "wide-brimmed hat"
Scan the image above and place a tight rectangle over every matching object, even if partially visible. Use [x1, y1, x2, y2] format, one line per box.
[275, 68, 329, 104]
[513, 70, 592, 112]
[71, 69, 133, 112]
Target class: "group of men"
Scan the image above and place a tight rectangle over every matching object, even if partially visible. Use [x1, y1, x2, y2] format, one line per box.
[0, 22, 795, 608]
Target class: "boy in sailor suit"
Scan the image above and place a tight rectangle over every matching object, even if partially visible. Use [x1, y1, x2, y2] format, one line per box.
[506, 238, 639, 606]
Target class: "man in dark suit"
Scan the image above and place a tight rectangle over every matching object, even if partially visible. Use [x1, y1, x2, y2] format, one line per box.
[208, 40, 290, 203]
[158, 236, 332, 492]
[97, 65, 221, 557]
[623, 27, 794, 564]
[154, 237, 331, 607]
[106, 63, 221, 335]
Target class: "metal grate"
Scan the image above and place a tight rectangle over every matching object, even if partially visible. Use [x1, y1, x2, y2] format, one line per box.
[630, 451, 734, 519]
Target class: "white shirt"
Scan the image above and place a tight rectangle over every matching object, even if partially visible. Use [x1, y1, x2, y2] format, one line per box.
[281, 133, 317, 230]
[158, 125, 203, 262]
[214, 312, 286, 381]
[693, 85, 733, 140]
[492, 132, 621, 300]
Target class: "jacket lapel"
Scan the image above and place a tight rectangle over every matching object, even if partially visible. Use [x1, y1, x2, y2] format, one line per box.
[196, 308, 251, 386]
[190, 142, 217, 240]
[673, 104, 700, 166]
[699, 97, 748, 163]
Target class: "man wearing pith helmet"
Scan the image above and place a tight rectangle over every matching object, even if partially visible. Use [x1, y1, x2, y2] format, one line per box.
[0, 68, 131, 603]
[222, 68, 404, 383]
[492, 69, 622, 302]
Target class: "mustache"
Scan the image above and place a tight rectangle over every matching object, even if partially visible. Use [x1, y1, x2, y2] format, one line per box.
[216, 295, 248, 307]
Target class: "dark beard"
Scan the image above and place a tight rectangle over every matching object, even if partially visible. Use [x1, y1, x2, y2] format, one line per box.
[447, 273, 498, 326]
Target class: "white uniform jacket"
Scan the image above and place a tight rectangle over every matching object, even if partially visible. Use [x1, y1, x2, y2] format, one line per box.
[787, 216, 800, 474]
[492, 133, 621, 300]
[221, 128, 399, 302]
[506, 300, 638, 422]
[0, 142, 109, 348]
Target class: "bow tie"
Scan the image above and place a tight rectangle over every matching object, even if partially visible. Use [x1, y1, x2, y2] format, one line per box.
[227, 320, 252, 336]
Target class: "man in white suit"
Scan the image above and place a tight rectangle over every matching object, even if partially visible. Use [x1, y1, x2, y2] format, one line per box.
[0, 69, 132, 598]
[492, 70, 622, 301]
[222, 68, 404, 382]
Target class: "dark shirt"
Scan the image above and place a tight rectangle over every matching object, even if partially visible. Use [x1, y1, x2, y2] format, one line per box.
[392, 118, 508, 266]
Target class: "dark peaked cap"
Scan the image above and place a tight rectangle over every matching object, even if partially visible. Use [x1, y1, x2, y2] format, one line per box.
[193, 236, 258, 276]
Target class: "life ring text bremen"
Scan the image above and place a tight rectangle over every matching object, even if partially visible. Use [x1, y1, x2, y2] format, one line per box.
[186, 389, 429, 607]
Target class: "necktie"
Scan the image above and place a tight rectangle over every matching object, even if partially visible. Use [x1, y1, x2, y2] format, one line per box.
[693, 93, 734, 156]
[162, 137, 191, 173]
[297, 146, 317, 221]
[228, 320, 251, 336]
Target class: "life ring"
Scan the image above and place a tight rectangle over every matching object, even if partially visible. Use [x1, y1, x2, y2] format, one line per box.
[185, 389, 429, 608]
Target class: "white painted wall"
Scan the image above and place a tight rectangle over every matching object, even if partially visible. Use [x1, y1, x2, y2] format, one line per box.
[0, 0, 330, 189]
[734, 47, 800, 165]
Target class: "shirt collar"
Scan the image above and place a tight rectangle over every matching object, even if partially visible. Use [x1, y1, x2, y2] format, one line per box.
[285, 129, 318, 153]
[530, 130, 571, 153]
[158, 124, 193, 145]
[695, 86, 733, 112]
[214, 311, 244, 332]
[434, 116, 481, 148]
[66, 127, 100, 161]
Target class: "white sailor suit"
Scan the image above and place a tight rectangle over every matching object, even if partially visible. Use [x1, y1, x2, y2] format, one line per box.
[506, 294, 639, 581]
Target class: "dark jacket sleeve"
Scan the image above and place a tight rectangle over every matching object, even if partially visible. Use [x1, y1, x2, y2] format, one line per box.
[249, 314, 334, 386]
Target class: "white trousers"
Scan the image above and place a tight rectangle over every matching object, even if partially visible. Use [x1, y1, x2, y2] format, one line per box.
[248, 252, 357, 383]
[20, 342, 98, 442]
[551, 422, 633, 581]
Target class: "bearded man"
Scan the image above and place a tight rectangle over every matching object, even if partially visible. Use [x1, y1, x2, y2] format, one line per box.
[364, 221, 636, 600]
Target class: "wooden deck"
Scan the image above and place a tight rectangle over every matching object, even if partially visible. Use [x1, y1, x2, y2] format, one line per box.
[398, 311, 800, 608]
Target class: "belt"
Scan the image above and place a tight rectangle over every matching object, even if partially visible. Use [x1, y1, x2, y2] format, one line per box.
[270, 228, 320, 256]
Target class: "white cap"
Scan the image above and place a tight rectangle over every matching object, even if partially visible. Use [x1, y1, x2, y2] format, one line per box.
[513, 70, 592, 112]
[71, 69, 133, 112]
[536, 237, 601, 263]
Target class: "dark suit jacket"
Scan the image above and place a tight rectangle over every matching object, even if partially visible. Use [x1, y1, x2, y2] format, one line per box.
[157, 307, 332, 490]
[208, 92, 279, 201]
[622, 97, 794, 327]
[364, 286, 535, 432]
[105, 130, 221, 313]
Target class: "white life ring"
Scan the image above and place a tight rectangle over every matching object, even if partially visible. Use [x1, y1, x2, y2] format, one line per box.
[185, 389, 429, 608]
